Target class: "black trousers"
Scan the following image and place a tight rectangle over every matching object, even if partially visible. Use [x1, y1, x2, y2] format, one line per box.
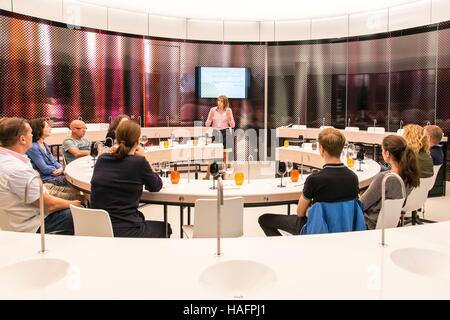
[258, 213, 307, 236]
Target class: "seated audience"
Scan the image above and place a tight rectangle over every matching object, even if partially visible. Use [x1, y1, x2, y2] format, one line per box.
[90, 120, 172, 238]
[62, 119, 90, 164]
[258, 128, 359, 236]
[0, 117, 81, 234]
[105, 114, 130, 147]
[424, 124, 444, 165]
[361, 135, 420, 229]
[403, 124, 433, 178]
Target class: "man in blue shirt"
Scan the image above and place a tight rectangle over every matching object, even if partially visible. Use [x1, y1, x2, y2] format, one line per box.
[425, 125, 444, 165]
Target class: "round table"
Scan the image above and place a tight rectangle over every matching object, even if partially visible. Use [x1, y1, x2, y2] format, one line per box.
[65, 154, 380, 237]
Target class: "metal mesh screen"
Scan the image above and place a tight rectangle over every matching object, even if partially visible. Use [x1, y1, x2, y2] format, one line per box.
[388, 30, 438, 131]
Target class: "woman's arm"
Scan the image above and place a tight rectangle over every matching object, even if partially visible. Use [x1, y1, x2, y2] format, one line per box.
[26, 146, 58, 176]
[360, 173, 383, 212]
[227, 109, 235, 128]
[141, 158, 163, 192]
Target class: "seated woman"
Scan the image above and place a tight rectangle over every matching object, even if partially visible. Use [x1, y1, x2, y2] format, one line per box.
[105, 114, 130, 147]
[91, 120, 172, 238]
[26, 118, 81, 200]
[361, 135, 420, 229]
[26, 118, 67, 186]
[403, 124, 434, 178]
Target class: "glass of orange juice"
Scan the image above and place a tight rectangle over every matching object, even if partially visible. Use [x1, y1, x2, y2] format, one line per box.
[284, 140, 289, 147]
[290, 169, 299, 182]
[163, 140, 169, 149]
[347, 157, 354, 169]
[234, 171, 244, 186]
[170, 170, 180, 184]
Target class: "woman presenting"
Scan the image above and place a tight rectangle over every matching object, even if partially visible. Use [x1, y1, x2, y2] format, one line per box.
[204, 95, 235, 179]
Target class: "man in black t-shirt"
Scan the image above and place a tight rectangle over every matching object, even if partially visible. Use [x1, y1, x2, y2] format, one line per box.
[258, 128, 359, 236]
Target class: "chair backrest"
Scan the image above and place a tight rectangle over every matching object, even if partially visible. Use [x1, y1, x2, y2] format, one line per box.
[431, 164, 442, 186]
[367, 127, 385, 133]
[192, 197, 243, 238]
[402, 176, 436, 213]
[376, 172, 406, 230]
[345, 126, 360, 132]
[70, 204, 114, 237]
[301, 199, 366, 235]
[319, 126, 334, 130]
[396, 128, 404, 136]
[0, 209, 13, 231]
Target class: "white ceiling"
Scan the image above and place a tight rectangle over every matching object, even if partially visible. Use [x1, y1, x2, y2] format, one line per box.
[79, 0, 422, 21]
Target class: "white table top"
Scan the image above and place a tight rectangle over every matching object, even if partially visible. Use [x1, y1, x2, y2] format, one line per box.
[65, 155, 380, 206]
[277, 127, 448, 144]
[46, 126, 215, 146]
[276, 146, 380, 189]
[1, 221, 450, 299]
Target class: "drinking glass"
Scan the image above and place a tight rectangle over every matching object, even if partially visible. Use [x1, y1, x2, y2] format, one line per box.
[284, 140, 289, 147]
[161, 161, 170, 182]
[234, 171, 244, 186]
[225, 162, 234, 179]
[170, 170, 180, 184]
[140, 135, 148, 147]
[90, 142, 99, 168]
[277, 162, 287, 188]
[163, 140, 169, 149]
[290, 169, 300, 182]
[286, 161, 293, 176]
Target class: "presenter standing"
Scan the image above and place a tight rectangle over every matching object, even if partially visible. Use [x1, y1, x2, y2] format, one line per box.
[204, 95, 235, 179]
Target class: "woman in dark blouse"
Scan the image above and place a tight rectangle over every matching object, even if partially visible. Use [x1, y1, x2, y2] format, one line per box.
[91, 120, 172, 238]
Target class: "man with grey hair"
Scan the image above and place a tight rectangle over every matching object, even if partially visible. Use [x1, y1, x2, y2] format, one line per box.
[62, 119, 91, 164]
[424, 124, 444, 165]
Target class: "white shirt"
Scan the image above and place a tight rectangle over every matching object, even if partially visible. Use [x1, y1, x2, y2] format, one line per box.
[0, 148, 47, 232]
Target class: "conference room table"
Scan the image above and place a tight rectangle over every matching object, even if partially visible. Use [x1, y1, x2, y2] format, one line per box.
[276, 126, 448, 144]
[65, 150, 380, 238]
[46, 126, 215, 146]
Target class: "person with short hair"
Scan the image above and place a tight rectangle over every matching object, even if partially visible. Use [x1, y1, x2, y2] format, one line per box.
[0, 117, 81, 234]
[402, 124, 433, 178]
[361, 135, 420, 229]
[90, 120, 172, 238]
[105, 114, 130, 147]
[62, 119, 91, 164]
[424, 124, 444, 165]
[258, 128, 359, 236]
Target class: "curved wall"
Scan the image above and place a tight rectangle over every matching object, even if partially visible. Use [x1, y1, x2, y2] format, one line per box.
[2, 0, 450, 41]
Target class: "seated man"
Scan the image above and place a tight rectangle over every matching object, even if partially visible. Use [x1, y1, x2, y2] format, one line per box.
[62, 120, 91, 164]
[425, 124, 444, 165]
[258, 128, 359, 236]
[0, 117, 81, 234]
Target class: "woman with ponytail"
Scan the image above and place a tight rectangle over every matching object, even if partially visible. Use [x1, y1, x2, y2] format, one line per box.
[360, 135, 420, 229]
[90, 120, 172, 238]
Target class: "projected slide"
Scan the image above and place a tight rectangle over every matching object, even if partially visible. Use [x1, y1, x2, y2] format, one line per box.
[199, 67, 248, 99]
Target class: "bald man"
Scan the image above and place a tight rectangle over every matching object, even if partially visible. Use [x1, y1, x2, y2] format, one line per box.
[62, 120, 91, 164]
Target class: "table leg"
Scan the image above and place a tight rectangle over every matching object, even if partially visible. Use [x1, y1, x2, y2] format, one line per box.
[164, 204, 168, 238]
[188, 207, 191, 225]
[287, 204, 291, 215]
[180, 206, 184, 238]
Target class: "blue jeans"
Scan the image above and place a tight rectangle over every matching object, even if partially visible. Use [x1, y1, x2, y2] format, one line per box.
[36, 208, 74, 235]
